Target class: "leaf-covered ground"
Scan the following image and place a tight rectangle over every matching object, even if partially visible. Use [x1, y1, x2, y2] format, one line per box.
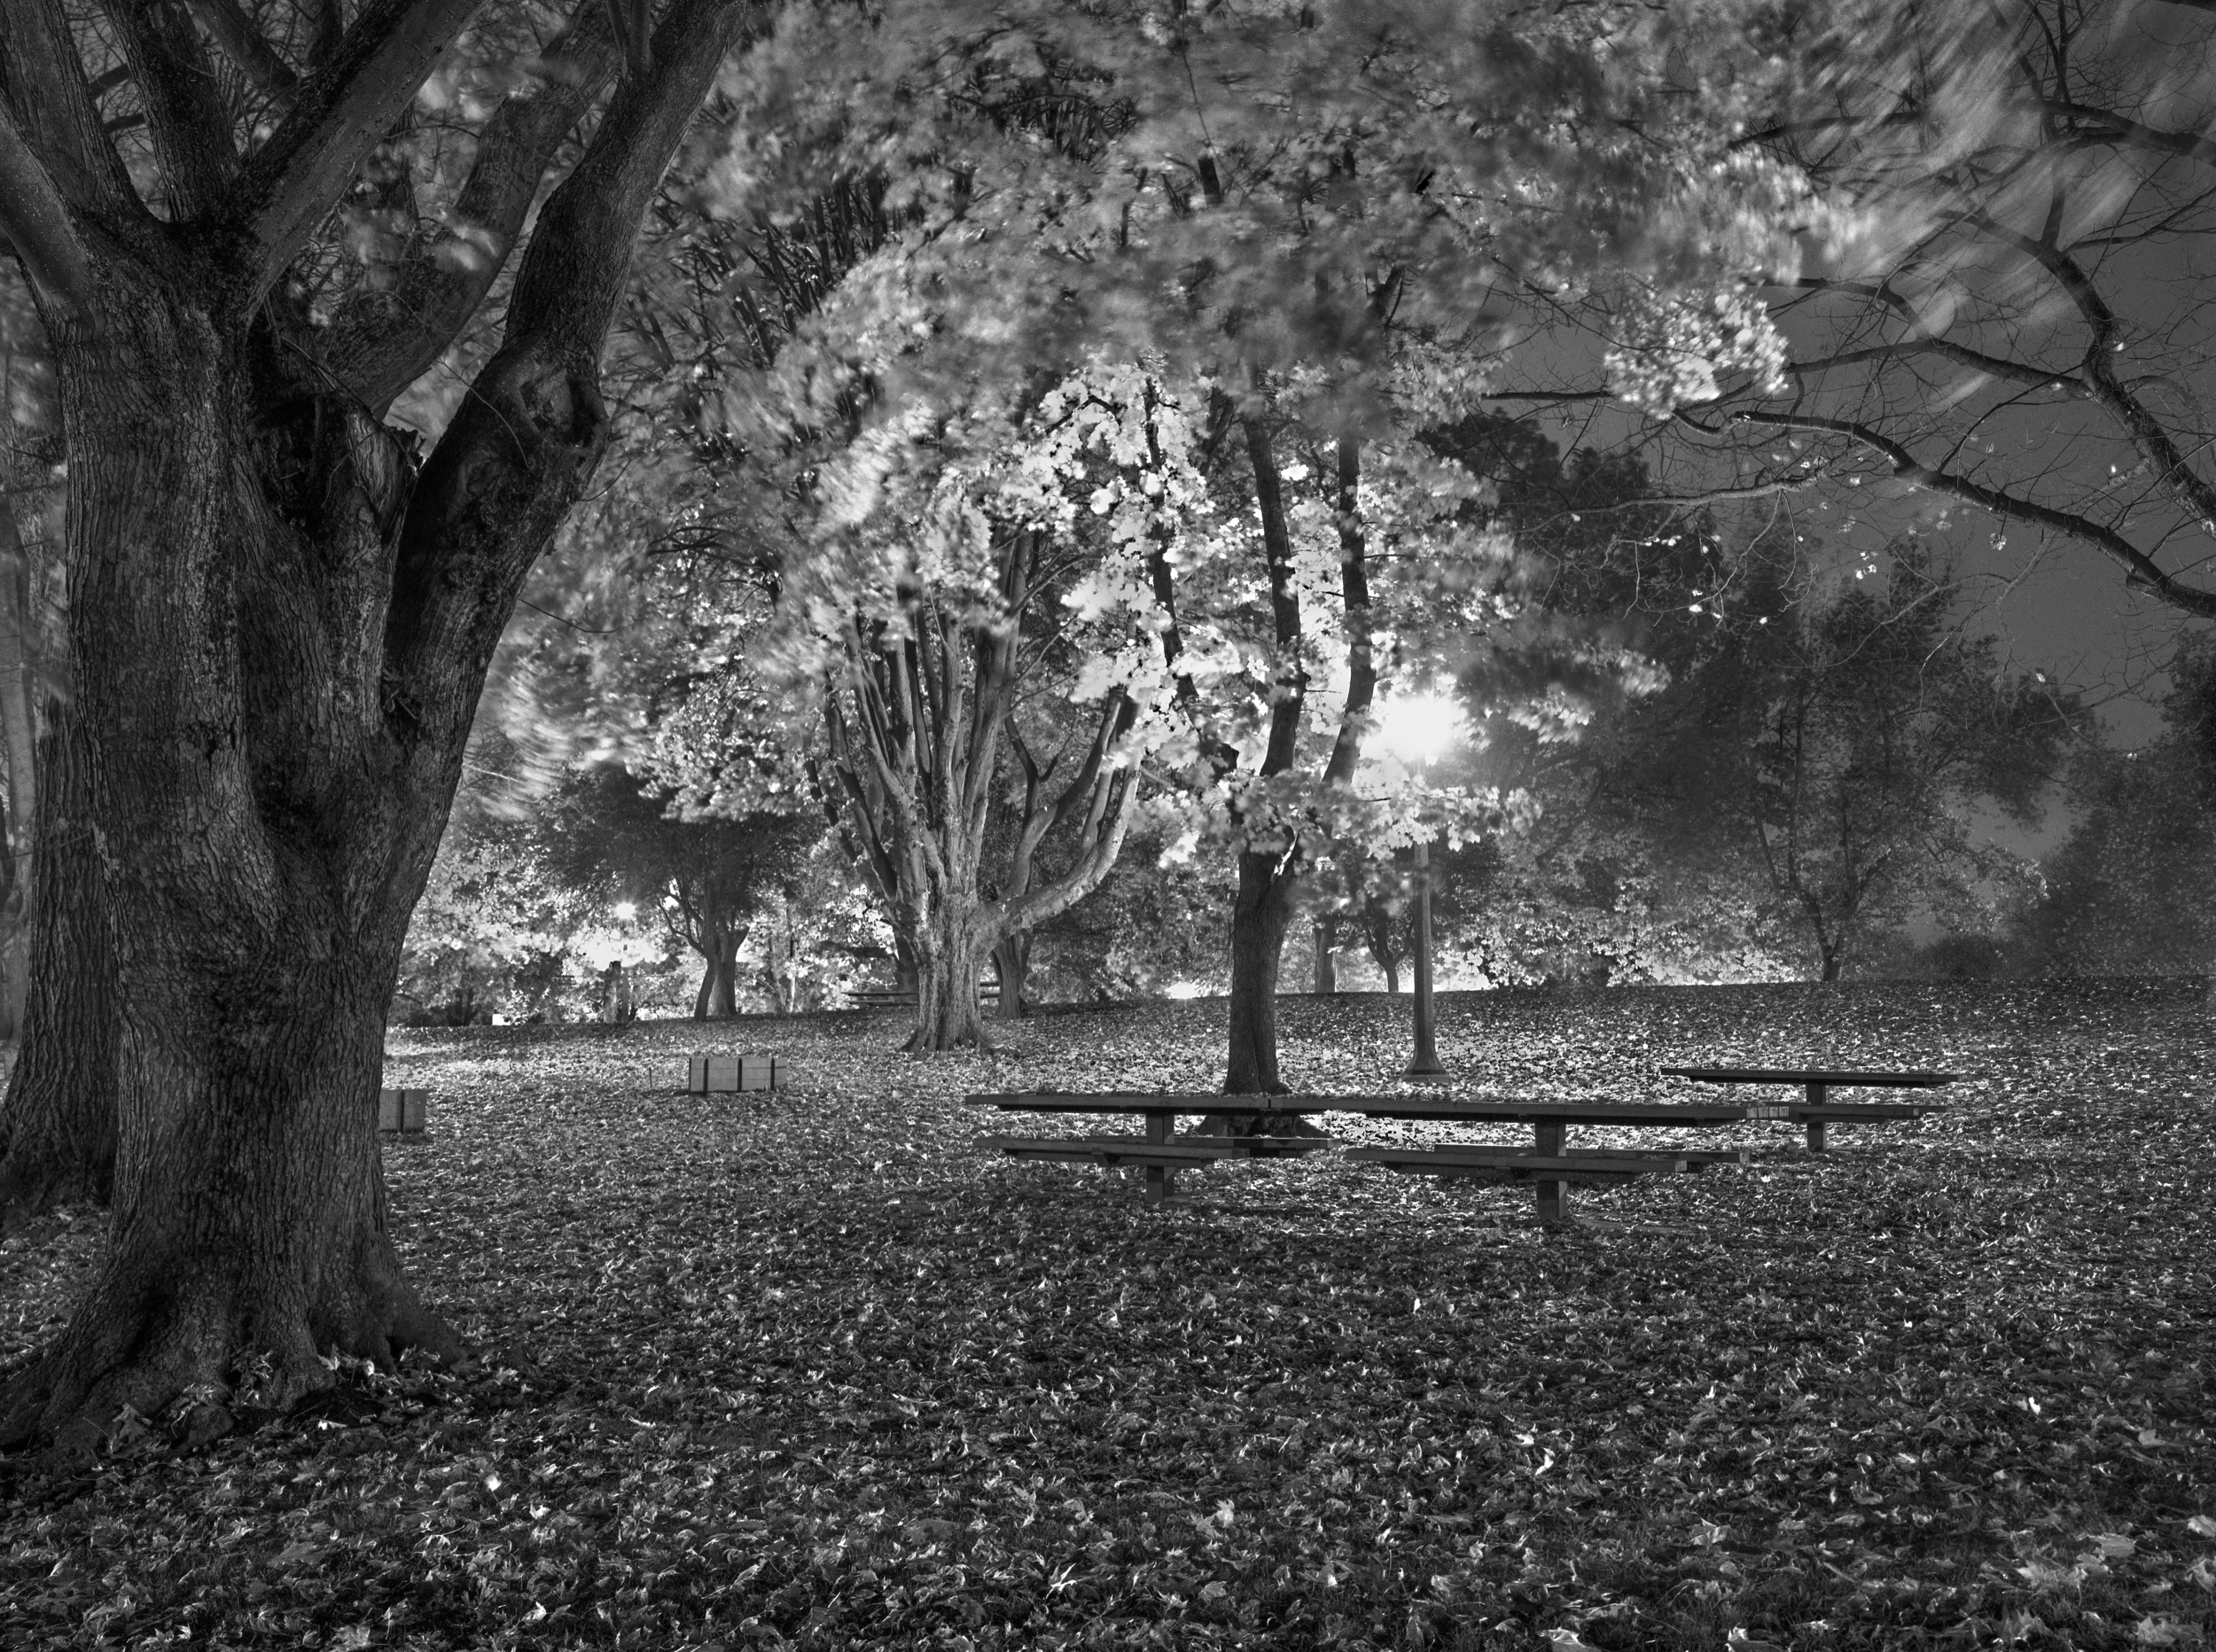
[3, 980, 2214, 1650]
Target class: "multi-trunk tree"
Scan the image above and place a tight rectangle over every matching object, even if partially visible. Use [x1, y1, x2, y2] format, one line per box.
[0, 0, 764, 1454]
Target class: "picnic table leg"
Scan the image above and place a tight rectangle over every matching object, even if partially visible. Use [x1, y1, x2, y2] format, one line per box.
[1533, 1120, 1567, 1223]
[1804, 1082, 1828, 1152]
[1144, 1109, 1172, 1209]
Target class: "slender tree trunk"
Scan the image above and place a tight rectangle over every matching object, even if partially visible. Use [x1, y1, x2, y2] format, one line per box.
[0, 697, 117, 1227]
[992, 931, 1030, 1020]
[1222, 850, 1299, 1094]
[714, 921, 741, 1017]
[1312, 914, 1338, 995]
[1365, 904, 1402, 993]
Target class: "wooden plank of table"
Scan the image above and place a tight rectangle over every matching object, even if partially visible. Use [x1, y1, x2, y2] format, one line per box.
[1346, 1147, 1687, 1181]
[986, 1135, 1234, 1165]
[1787, 1101, 1944, 1120]
[1352, 1099, 1753, 1126]
[1660, 1066, 1958, 1087]
[972, 1093, 1343, 1115]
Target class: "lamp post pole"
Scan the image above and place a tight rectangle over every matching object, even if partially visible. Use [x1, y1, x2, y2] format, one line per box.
[1403, 834, 1449, 1081]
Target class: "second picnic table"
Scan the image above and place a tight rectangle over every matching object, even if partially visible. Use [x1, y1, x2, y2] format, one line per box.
[979, 1092, 1762, 1221]
[1658, 1066, 1958, 1150]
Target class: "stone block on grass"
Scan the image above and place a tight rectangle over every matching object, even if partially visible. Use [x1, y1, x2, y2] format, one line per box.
[687, 1054, 783, 1094]
[378, 1087, 427, 1134]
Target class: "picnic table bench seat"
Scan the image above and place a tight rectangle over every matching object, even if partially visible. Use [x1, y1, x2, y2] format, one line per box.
[977, 1092, 1338, 1206]
[986, 1133, 1330, 1165]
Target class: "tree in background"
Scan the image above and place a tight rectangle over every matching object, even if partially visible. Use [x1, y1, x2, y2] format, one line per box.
[542, 766, 816, 1019]
[1602, 534, 2079, 980]
[2013, 637, 2216, 977]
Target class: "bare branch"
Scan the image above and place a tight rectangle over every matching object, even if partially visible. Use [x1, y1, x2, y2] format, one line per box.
[1731, 408, 2216, 619]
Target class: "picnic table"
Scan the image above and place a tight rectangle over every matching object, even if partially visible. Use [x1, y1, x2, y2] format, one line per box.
[1345, 1097, 1754, 1223]
[1658, 1066, 1958, 1151]
[976, 1093, 1336, 1207]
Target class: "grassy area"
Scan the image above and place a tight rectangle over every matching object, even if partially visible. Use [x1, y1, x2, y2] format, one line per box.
[3, 980, 2213, 1649]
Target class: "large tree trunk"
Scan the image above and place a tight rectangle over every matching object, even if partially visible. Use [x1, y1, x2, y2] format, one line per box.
[1, 272, 468, 1453]
[0, 0, 753, 1460]
[0, 698, 117, 1227]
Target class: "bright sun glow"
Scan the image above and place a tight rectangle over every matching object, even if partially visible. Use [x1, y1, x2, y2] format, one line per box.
[1375, 691, 1465, 768]
[613, 901, 637, 922]
[1165, 981, 1206, 1001]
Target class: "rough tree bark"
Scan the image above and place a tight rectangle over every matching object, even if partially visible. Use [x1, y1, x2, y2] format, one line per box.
[0, 487, 37, 1041]
[0, 0, 755, 1455]
[0, 699, 116, 1227]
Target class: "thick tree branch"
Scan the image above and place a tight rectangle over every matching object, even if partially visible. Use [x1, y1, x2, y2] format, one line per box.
[102, 0, 238, 220]
[0, 110, 94, 315]
[0, 0, 146, 220]
[182, 0, 300, 95]
[316, 1, 619, 413]
[237, 0, 487, 304]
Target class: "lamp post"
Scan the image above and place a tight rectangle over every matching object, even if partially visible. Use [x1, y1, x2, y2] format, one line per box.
[1376, 692, 1463, 1084]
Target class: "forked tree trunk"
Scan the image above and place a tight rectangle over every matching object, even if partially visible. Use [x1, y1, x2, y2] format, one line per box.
[691, 912, 741, 1018]
[908, 901, 995, 1053]
[0, 699, 117, 1227]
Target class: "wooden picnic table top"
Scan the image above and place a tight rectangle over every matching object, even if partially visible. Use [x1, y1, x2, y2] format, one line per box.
[1660, 1066, 1959, 1088]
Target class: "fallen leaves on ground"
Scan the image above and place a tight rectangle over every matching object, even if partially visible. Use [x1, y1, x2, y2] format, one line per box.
[1, 979, 2212, 1650]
